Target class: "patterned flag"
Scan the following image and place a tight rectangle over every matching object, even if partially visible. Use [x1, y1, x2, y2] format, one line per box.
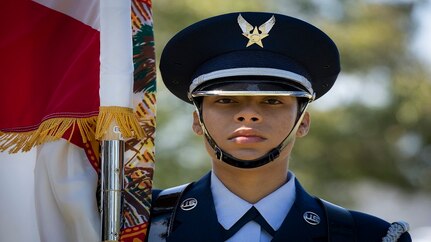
[121, 0, 156, 241]
[0, 1, 156, 241]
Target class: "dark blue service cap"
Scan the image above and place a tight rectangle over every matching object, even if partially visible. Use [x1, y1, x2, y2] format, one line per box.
[160, 12, 340, 103]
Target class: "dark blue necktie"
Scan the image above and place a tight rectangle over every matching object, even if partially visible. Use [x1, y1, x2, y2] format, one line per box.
[221, 206, 276, 240]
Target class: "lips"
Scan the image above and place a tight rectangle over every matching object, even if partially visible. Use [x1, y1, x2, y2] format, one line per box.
[228, 128, 266, 143]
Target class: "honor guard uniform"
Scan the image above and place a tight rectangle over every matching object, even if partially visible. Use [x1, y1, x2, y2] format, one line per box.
[148, 12, 411, 242]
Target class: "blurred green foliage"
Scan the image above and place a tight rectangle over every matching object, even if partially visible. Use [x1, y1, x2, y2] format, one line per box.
[151, 0, 431, 203]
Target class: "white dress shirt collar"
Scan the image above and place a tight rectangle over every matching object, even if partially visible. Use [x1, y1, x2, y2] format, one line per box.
[211, 171, 296, 231]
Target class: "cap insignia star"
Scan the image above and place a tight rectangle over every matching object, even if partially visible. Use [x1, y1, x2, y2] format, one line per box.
[237, 14, 276, 48]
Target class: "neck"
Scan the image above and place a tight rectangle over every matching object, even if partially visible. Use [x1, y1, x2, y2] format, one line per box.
[212, 158, 289, 204]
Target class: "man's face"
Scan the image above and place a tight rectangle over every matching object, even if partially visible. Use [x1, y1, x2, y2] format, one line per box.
[193, 95, 308, 161]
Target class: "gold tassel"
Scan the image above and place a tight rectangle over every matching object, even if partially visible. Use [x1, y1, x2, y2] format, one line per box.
[95, 106, 145, 140]
[0, 117, 97, 153]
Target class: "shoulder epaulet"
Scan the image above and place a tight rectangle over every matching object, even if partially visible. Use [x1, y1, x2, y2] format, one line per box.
[316, 197, 357, 242]
[148, 183, 193, 242]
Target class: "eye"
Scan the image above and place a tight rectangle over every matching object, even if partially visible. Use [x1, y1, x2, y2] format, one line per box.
[263, 98, 283, 105]
[215, 97, 236, 104]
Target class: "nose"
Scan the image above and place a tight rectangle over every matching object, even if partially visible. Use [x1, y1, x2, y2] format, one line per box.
[234, 106, 262, 123]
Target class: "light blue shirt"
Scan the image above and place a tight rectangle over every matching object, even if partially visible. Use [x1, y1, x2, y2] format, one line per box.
[211, 171, 296, 242]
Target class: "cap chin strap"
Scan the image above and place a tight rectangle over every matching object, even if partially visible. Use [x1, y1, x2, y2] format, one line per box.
[193, 99, 310, 169]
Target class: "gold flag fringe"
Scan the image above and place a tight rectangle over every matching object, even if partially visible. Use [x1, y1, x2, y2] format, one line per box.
[95, 106, 145, 140]
[0, 117, 97, 153]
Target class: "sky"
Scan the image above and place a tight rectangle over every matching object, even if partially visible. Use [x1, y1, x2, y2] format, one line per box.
[411, 0, 431, 65]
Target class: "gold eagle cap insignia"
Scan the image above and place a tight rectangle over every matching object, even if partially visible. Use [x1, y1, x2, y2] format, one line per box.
[237, 14, 276, 48]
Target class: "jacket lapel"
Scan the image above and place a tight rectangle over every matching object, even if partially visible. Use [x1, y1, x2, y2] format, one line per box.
[272, 179, 327, 242]
[167, 172, 224, 242]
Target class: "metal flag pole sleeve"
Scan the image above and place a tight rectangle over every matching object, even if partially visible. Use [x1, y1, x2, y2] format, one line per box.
[101, 139, 125, 242]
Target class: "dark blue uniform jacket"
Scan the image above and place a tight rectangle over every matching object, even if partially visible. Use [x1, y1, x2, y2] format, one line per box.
[149, 172, 411, 242]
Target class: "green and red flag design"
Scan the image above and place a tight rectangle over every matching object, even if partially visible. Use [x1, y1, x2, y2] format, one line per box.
[122, 0, 156, 240]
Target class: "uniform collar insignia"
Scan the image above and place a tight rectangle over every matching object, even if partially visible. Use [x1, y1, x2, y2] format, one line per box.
[303, 211, 320, 225]
[180, 197, 198, 211]
[237, 14, 276, 48]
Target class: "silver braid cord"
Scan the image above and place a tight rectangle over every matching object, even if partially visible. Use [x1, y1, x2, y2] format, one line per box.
[381, 221, 410, 242]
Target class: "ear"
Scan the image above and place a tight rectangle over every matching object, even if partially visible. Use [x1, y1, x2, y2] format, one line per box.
[192, 111, 204, 135]
[296, 111, 310, 138]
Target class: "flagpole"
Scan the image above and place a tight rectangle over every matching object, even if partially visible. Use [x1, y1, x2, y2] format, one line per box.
[101, 139, 124, 242]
